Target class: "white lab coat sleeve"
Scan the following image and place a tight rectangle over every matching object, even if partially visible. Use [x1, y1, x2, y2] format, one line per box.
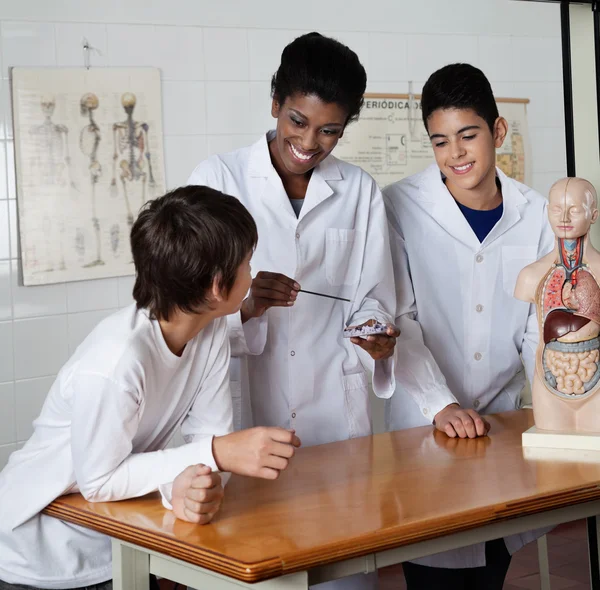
[71, 323, 232, 505]
[384, 191, 458, 422]
[347, 180, 396, 399]
[226, 311, 269, 357]
[160, 320, 235, 508]
[521, 201, 555, 388]
[71, 375, 221, 504]
[188, 159, 269, 359]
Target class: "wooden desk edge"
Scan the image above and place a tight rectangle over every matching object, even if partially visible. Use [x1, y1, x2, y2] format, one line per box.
[43, 502, 284, 582]
[43, 484, 600, 583]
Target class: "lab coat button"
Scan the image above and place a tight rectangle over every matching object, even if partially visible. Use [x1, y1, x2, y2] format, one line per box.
[474, 352, 482, 361]
[423, 408, 428, 415]
[295, 232, 300, 239]
[290, 350, 295, 357]
[476, 254, 484, 263]
[292, 412, 296, 418]
[475, 304, 484, 313]
[473, 400, 480, 409]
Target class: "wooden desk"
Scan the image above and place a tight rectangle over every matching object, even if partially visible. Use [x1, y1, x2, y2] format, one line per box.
[44, 410, 600, 589]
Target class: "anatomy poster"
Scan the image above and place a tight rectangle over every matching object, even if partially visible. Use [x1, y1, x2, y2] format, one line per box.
[11, 67, 165, 286]
[334, 94, 530, 189]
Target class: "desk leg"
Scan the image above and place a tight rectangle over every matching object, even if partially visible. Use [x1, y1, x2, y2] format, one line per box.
[537, 535, 551, 590]
[589, 517, 600, 590]
[112, 538, 150, 590]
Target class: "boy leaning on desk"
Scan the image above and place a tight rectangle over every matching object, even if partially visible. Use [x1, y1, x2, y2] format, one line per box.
[0, 185, 301, 590]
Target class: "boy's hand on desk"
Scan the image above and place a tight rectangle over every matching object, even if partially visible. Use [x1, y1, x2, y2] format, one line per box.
[240, 272, 299, 323]
[350, 323, 400, 360]
[171, 464, 224, 524]
[433, 404, 490, 439]
[212, 427, 301, 480]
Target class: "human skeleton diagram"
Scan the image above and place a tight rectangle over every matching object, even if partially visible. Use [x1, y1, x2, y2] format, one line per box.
[110, 92, 156, 227]
[29, 95, 72, 187]
[79, 92, 104, 268]
[515, 178, 600, 432]
[27, 95, 72, 272]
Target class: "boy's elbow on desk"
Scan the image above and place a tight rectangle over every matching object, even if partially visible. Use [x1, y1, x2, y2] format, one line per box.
[79, 479, 120, 503]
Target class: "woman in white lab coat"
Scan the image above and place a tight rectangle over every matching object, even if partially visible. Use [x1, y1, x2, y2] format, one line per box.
[188, 33, 397, 590]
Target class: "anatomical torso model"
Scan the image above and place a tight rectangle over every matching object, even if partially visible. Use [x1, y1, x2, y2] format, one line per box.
[515, 177, 600, 432]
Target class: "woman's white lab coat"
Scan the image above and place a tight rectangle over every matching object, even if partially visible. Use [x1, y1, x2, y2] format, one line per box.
[383, 163, 555, 568]
[188, 132, 396, 448]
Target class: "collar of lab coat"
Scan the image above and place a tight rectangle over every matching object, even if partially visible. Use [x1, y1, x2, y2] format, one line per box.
[247, 131, 343, 220]
[418, 163, 528, 251]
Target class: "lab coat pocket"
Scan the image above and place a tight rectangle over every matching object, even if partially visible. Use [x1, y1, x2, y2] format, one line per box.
[502, 246, 537, 297]
[325, 228, 361, 286]
[343, 372, 372, 438]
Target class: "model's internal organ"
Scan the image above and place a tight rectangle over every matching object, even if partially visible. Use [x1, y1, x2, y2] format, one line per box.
[540, 265, 600, 397]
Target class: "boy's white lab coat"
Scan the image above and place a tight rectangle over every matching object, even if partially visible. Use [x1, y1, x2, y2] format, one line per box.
[188, 132, 396, 448]
[384, 164, 554, 568]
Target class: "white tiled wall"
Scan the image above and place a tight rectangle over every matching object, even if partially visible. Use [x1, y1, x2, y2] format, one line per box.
[0, 0, 565, 465]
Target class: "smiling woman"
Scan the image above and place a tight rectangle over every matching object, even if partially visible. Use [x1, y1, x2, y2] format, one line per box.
[187, 32, 398, 590]
[268, 94, 346, 193]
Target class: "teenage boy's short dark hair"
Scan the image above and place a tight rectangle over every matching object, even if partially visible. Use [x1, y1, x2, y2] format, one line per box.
[271, 32, 367, 125]
[131, 185, 258, 321]
[421, 63, 499, 133]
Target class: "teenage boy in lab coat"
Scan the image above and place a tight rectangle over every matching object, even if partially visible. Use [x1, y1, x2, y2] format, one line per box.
[384, 63, 554, 590]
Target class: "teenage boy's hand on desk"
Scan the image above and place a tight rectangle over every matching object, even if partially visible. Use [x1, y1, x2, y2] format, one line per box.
[241, 272, 299, 323]
[171, 464, 224, 524]
[433, 403, 490, 439]
[212, 427, 302, 480]
[350, 323, 400, 360]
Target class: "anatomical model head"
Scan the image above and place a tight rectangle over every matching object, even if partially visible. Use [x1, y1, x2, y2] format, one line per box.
[548, 177, 598, 241]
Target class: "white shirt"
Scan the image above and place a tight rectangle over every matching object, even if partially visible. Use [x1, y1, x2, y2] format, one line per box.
[188, 132, 396, 447]
[383, 164, 554, 568]
[0, 305, 233, 589]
